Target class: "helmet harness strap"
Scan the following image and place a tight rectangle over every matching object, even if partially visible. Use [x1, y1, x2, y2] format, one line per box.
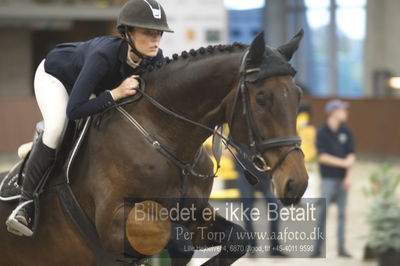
[123, 25, 146, 60]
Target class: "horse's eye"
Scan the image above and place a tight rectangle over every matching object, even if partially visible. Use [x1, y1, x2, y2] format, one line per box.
[255, 91, 267, 106]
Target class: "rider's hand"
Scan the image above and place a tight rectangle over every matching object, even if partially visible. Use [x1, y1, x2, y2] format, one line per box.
[111, 75, 139, 101]
[343, 175, 351, 190]
[343, 156, 355, 168]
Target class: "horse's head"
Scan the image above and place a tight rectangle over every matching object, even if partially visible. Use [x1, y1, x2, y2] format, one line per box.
[228, 30, 308, 205]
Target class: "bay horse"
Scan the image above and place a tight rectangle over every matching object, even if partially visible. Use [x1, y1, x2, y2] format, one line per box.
[0, 31, 308, 266]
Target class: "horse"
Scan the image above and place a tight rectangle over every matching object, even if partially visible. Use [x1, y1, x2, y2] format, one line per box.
[0, 30, 308, 266]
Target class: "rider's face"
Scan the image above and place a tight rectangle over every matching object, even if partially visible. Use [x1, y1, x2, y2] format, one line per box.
[129, 28, 162, 57]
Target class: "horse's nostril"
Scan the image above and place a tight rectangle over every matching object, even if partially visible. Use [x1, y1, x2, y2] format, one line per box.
[282, 178, 308, 205]
[285, 179, 295, 194]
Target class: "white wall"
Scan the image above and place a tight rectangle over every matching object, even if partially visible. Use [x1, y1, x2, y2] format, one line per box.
[158, 0, 228, 56]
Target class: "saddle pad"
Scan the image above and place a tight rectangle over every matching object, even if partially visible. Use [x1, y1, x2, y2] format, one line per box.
[0, 161, 23, 202]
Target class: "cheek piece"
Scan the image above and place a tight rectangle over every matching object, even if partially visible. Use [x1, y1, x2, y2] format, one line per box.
[120, 25, 153, 63]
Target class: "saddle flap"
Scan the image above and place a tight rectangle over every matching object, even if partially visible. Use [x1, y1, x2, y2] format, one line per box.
[0, 117, 92, 202]
[0, 161, 23, 202]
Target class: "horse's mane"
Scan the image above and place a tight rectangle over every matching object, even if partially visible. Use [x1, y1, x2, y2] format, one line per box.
[141, 42, 248, 74]
[141, 41, 295, 83]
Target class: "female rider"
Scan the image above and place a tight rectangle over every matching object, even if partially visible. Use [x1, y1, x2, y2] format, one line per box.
[6, 0, 173, 237]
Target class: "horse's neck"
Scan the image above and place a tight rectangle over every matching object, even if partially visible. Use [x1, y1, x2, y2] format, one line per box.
[139, 52, 242, 159]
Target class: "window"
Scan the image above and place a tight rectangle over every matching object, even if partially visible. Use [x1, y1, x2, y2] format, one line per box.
[336, 0, 366, 97]
[304, 0, 330, 96]
[206, 30, 221, 43]
[305, 0, 366, 97]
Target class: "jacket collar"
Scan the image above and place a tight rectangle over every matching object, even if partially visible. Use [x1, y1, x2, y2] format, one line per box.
[118, 40, 129, 77]
[118, 40, 128, 64]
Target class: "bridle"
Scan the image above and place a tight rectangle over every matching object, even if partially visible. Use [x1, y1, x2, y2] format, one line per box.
[229, 48, 303, 178]
[113, 48, 303, 184]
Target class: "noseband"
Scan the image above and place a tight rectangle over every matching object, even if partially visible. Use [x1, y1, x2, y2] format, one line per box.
[229, 49, 303, 178]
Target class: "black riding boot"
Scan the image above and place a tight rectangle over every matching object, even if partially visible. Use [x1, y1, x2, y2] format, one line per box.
[6, 136, 55, 236]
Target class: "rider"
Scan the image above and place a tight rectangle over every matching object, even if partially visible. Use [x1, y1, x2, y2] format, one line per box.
[6, 0, 173, 237]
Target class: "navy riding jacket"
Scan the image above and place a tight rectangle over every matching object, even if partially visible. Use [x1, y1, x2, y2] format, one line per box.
[44, 36, 164, 120]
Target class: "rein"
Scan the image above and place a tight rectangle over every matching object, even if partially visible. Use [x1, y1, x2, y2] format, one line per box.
[114, 49, 303, 184]
[116, 105, 213, 179]
[115, 79, 220, 179]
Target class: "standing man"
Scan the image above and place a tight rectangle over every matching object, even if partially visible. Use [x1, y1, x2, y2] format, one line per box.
[313, 99, 355, 258]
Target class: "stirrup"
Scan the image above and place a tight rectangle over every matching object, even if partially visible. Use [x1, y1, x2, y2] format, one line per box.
[5, 200, 34, 237]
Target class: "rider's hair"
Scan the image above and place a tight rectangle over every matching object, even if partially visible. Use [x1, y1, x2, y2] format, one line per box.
[117, 25, 134, 36]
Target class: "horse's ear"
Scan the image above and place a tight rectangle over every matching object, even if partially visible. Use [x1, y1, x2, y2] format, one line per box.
[247, 31, 265, 67]
[277, 28, 304, 61]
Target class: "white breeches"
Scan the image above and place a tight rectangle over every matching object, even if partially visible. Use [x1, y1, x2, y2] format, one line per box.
[34, 60, 69, 149]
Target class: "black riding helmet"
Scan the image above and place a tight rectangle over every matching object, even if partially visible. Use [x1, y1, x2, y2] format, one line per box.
[117, 0, 174, 59]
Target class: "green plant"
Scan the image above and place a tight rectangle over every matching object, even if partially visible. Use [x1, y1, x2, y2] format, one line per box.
[364, 164, 400, 254]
